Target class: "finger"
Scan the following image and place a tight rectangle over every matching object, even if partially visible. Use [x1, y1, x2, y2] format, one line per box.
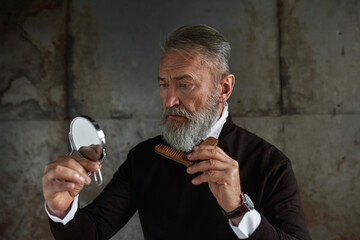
[51, 157, 92, 180]
[43, 176, 79, 202]
[47, 180, 77, 194]
[187, 145, 228, 162]
[55, 156, 101, 173]
[45, 164, 90, 185]
[187, 158, 228, 174]
[191, 170, 224, 185]
[75, 155, 101, 172]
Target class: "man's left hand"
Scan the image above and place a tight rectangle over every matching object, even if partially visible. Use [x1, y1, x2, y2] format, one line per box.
[186, 145, 242, 213]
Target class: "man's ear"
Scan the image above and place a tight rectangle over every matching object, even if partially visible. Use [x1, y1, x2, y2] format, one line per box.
[217, 74, 235, 103]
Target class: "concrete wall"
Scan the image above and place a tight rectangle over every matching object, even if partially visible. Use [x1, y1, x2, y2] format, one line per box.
[0, 0, 359, 239]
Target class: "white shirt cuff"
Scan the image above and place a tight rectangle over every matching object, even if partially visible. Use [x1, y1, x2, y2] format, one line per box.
[229, 209, 261, 239]
[44, 195, 79, 225]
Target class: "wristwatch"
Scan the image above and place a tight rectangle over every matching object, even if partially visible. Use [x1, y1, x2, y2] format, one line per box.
[222, 193, 255, 219]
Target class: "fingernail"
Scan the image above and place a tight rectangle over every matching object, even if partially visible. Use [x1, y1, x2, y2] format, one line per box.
[79, 176, 85, 183]
[91, 162, 98, 169]
[186, 167, 192, 173]
[86, 177, 91, 184]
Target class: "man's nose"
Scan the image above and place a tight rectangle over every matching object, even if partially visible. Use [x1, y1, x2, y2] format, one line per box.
[165, 86, 180, 108]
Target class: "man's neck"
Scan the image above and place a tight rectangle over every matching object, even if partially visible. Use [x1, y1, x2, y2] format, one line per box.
[217, 102, 224, 120]
[205, 102, 228, 140]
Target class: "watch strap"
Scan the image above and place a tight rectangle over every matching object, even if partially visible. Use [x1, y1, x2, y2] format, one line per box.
[222, 204, 250, 219]
[222, 193, 252, 219]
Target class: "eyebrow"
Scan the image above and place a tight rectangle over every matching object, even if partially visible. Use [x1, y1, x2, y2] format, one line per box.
[157, 74, 194, 81]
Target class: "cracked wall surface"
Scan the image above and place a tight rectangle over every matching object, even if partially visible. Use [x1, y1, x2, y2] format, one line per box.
[1, 0, 359, 239]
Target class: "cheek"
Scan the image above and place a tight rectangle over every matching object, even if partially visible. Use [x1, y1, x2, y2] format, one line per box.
[196, 92, 216, 110]
[159, 89, 167, 106]
[183, 95, 205, 113]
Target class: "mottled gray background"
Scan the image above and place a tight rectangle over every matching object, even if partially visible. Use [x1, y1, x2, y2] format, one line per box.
[1, 0, 359, 239]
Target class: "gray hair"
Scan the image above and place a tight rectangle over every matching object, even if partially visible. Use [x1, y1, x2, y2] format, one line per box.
[163, 24, 231, 81]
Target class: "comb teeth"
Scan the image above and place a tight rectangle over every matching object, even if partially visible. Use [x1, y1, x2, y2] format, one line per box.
[155, 144, 192, 167]
[154, 137, 219, 167]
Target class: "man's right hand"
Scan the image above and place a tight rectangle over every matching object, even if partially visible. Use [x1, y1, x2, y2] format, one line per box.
[42, 156, 101, 218]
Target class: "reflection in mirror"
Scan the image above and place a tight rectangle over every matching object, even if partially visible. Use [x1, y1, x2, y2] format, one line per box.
[79, 144, 102, 161]
[69, 116, 106, 186]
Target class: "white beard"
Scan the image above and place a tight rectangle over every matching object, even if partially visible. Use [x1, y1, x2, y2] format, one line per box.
[161, 90, 218, 152]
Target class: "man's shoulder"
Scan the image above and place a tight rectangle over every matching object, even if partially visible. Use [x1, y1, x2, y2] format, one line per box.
[222, 121, 289, 166]
[221, 120, 270, 148]
[220, 115, 272, 148]
[234, 124, 276, 150]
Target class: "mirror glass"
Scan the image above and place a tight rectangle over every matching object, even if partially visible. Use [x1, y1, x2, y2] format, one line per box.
[69, 116, 106, 186]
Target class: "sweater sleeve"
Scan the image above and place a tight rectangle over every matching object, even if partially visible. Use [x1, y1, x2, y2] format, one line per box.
[49, 150, 137, 240]
[249, 156, 311, 240]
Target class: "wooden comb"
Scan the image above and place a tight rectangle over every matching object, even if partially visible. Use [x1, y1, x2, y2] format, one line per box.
[154, 137, 219, 167]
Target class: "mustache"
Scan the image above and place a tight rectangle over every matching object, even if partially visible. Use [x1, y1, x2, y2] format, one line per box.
[162, 107, 193, 120]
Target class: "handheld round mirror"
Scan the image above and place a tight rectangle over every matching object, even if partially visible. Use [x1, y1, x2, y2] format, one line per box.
[69, 116, 106, 186]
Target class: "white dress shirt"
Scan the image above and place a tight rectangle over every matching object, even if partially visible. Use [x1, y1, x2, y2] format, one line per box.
[46, 102, 261, 239]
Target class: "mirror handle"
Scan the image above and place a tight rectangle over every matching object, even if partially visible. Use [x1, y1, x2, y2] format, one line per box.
[93, 169, 103, 186]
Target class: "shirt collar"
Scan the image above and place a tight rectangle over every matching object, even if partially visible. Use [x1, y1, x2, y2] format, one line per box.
[205, 102, 229, 140]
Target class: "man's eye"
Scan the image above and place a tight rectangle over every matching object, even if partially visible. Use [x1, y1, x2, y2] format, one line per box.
[159, 83, 168, 87]
[180, 83, 188, 87]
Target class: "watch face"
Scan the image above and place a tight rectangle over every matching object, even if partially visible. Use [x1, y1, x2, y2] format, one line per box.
[244, 193, 255, 209]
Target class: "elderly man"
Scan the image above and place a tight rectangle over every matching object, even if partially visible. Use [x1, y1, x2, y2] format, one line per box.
[43, 24, 311, 239]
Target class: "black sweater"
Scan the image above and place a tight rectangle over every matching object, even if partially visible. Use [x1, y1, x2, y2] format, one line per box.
[49, 116, 311, 240]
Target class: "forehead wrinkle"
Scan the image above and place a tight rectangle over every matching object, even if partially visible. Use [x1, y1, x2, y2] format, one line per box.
[159, 51, 211, 83]
[157, 74, 194, 83]
[159, 65, 199, 82]
[173, 74, 195, 81]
